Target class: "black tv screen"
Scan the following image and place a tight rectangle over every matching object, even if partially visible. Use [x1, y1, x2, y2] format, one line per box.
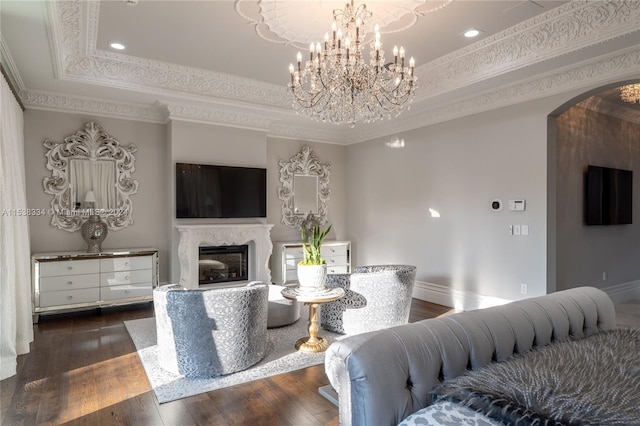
[176, 163, 266, 218]
[585, 165, 633, 225]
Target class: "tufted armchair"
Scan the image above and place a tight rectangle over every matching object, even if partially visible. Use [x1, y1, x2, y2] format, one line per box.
[320, 265, 417, 335]
[153, 282, 268, 378]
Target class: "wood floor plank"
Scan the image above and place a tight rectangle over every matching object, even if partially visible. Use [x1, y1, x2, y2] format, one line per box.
[1, 298, 450, 425]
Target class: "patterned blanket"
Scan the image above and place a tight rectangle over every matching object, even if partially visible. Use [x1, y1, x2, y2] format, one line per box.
[432, 329, 640, 425]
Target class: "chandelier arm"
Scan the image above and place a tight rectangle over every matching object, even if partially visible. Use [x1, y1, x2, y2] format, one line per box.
[291, 87, 329, 109]
[287, 0, 417, 125]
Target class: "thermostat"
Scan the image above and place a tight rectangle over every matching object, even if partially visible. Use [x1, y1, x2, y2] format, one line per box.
[509, 199, 526, 211]
[490, 199, 502, 211]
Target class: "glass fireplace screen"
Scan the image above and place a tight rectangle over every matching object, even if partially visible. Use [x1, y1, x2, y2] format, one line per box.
[198, 245, 248, 285]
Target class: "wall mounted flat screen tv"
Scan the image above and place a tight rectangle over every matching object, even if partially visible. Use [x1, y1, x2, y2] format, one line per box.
[585, 165, 633, 226]
[176, 163, 266, 218]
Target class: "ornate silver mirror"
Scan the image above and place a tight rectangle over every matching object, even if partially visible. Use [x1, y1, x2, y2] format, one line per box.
[278, 146, 330, 228]
[43, 122, 138, 231]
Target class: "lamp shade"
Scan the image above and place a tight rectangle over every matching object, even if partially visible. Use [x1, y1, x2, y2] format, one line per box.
[84, 190, 97, 203]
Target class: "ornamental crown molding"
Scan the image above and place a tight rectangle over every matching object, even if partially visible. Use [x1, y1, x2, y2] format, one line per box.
[160, 101, 279, 130]
[0, 34, 26, 94]
[22, 90, 166, 123]
[347, 48, 640, 144]
[16, 47, 639, 145]
[8, 0, 637, 142]
[414, 0, 640, 100]
[46, 0, 640, 110]
[48, 0, 290, 109]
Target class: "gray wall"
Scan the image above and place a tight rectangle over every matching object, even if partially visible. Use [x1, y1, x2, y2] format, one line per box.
[267, 137, 348, 243]
[23, 86, 636, 306]
[22, 111, 349, 287]
[167, 121, 268, 283]
[346, 94, 578, 303]
[555, 106, 640, 292]
[165, 122, 349, 283]
[23, 109, 170, 283]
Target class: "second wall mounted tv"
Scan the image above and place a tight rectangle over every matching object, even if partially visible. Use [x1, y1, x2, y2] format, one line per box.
[176, 163, 266, 218]
[585, 165, 633, 226]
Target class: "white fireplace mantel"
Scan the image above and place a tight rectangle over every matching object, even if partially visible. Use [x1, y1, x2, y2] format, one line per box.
[176, 224, 274, 289]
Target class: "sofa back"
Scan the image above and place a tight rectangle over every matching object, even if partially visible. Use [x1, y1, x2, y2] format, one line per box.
[324, 286, 616, 426]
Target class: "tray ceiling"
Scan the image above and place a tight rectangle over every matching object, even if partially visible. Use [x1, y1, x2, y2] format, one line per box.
[1, 0, 638, 143]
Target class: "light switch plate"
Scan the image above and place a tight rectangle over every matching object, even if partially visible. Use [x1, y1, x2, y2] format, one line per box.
[514, 225, 521, 235]
[509, 199, 526, 211]
[522, 225, 529, 235]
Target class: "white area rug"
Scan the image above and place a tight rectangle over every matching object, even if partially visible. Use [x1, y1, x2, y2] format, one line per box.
[125, 314, 343, 403]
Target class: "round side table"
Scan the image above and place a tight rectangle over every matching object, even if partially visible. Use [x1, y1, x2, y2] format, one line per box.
[281, 287, 345, 353]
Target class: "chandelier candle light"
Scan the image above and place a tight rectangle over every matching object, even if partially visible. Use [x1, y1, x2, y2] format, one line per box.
[620, 84, 640, 104]
[288, 0, 417, 127]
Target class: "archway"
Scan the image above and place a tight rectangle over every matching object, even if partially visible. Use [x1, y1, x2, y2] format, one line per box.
[546, 80, 640, 300]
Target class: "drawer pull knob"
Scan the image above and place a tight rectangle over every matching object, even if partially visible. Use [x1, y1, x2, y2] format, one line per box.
[67, 281, 73, 286]
[67, 266, 73, 270]
[125, 290, 130, 294]
[125, 262, 129, 266]
[125, 276, 130, 281]
[67, 295, 73, 300]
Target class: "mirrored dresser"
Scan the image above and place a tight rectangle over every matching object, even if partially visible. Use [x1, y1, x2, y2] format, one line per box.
[271, 241, 351, 286]
[31, 248, 158, 321]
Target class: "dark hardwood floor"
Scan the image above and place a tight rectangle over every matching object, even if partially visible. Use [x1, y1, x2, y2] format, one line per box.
[1, 299, 452, 426]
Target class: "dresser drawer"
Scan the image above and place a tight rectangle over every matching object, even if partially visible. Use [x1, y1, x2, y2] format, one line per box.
[321, 244, 348, 258]
[100, 256, 153, 272]
[327, 265, 349, 274]
[285, 256, 303, 270]
[39, 259, 99, 277]
[100, 269, 152, 287]
[39, 288, 100, 308]
[101, 283, 152, 301]
[324, 255, 348, 268]
[284, 246, 304, 259]
[39, 273, 100, 292]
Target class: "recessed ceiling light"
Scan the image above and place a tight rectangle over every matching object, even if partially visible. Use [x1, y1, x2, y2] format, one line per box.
[463, 28, 482, 38]
[110, 42, 126, 50]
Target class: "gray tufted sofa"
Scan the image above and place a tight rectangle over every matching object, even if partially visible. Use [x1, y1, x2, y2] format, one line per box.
[324, 286, 616, 425]
[321, 265, 416, 335]
[153, 282, 268, 378]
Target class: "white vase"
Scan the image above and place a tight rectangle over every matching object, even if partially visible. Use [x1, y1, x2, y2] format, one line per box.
[297, 263, 327, 293]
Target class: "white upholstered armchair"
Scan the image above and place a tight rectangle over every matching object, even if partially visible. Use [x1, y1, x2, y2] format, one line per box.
[153, 283, 268, 378]
[320, 265, 417, 335]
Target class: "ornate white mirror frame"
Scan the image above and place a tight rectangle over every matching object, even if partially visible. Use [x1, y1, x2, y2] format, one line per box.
[43, 122, 139, 232]
[278, 146, 330, 228]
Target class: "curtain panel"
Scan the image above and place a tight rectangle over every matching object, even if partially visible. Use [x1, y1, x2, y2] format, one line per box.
[0, 73, 33, 380]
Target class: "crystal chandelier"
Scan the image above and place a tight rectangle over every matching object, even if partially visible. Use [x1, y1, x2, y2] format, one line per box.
[620, 84, 640, 103]
[288, 1, 417, 127]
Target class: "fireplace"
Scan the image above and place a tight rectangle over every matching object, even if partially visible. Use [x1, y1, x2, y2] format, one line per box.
[176, 224, 274, 289]
[199, 245, 248, 286]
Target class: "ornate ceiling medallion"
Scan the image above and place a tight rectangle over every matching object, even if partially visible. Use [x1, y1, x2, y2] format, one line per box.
[234, 0, 452, 49]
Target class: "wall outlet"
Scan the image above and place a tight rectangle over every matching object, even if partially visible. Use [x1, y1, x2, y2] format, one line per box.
[514, 225, 521, 236]
[520, 283, 528, 294]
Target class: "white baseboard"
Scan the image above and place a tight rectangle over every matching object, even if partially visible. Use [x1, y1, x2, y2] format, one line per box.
[412, 281, 512, 312]
[602, 280, 640, 304]
[413, 280, 640, 311]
